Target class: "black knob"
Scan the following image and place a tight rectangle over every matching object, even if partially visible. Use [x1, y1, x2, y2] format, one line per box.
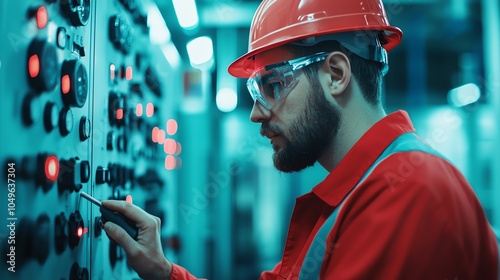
[59, 107, 74, 136]
[55, 212, 68, 254]
[27, 39, 58, 92]
[81, 160, 90, 183]
[107, 132, 115, 150]
[96, 166, 110, 185]
[61, 0, 91, 26]
[109, 15, 133, 54]
[34, 214, 50, 264]
[61, 60, 88, 108]
[44, 102, 59, 132]
[58, 157, 86, 193]
[79, 116, 91, 141]
[70, 262, 89, 280]
[22, 93, 41, 126]
[68, 211, 84, 248]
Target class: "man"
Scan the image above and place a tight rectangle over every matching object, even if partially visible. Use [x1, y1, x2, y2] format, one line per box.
[103, 0, 499, 279]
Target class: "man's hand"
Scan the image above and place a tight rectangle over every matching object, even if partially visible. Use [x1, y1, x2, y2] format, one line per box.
[102, 200, 172, 280]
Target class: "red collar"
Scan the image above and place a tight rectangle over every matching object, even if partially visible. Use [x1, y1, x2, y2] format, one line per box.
[312, 110, 416, 206]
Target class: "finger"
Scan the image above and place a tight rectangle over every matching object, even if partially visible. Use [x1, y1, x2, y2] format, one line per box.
[102, 200, 150, 227]
[103, 221, 138, 254]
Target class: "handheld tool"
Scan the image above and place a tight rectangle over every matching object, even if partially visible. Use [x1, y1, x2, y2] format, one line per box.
[80, 191, 138, 240]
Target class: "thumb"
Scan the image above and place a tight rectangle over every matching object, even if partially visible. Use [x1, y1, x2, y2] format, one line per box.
[103, 221, 136, 252]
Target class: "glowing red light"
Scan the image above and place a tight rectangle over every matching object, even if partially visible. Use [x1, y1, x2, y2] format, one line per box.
[164, 138, 176, 154]
[116, 108, 123, 120]
[61, 74, 70, 94]
[136, 103, 143, 117]
[29, 54, 40, 78]
[126, 195, 133, 204]
[44, 155, 59, 182]
[110, 64, 116, 80]
[36, 6, 48, 29]
[165, 155, 176, 170]
[126, 66, 133, 81]
[146, 103, 154, 117]
[157, 129, 166, 144]
[152, 126, 159, 143]
[175, 142, 182, 156]
[166, 119, 178, 135]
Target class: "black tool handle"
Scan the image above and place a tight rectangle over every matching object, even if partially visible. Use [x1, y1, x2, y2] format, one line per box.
[100, 206, 138, 240]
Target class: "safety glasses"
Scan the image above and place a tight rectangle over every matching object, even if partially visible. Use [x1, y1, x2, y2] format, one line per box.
[246, 52, 330, 110]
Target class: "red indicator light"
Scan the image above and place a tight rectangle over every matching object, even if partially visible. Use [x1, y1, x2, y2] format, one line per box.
[136, 103, 143, 117]
[36, 6, 48, 29]
[157, 129, 166, 144]
[110, 64, 116, 81]
[165, 155, 176, 170]
[126, 66, 133, 81]
[126, 195, 133, 204]
[164, 139, 176, 154]
[29, 54, 40, 78]
[61, 74, 70, 94]
[146, 103, 154, 117]
[166, 119, 178, 135]
[152, 126, 159, 143]
[116, 108, 123, 120]
[44, 155, 59, 182]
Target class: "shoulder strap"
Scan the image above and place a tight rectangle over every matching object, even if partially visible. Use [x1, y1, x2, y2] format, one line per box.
[299, 133, 445, 279]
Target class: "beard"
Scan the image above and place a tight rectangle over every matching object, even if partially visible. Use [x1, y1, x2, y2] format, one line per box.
[262, 78, 341, 172]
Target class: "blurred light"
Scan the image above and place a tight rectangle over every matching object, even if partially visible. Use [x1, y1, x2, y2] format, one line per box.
[36, 6, 48, 29]
[152, 126, 159, 143]
[126, 66, 133, 80]
[116, 108, 123, 120]
[146, 102, 154, 117]
[164, 138, 176, 154]
[176, 157, 182, 169]
[166, 119, 178, 135]
[175, 142, 182, 155]
[157, 129, 166, 144]
[172, 0, 199, 30]
[216, 87, 237, 112]
[109, 64, 116, 81]
[186, 36, 214, 70]
[148, 4, 171, 44]
[162, 43, 181, 69]
[29, 54, 40, 78]
[45, 155, 59, 182]
[77, 227, 83, 238]
[165, 155, 176, 170]
[61, 75, 70, 94]
[136, 103, 143, 117]
[126, 195, 133, 204]
[448, 83, 480, 107]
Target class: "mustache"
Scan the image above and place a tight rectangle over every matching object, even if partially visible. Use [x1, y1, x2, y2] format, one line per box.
[260, 122, 281, 137]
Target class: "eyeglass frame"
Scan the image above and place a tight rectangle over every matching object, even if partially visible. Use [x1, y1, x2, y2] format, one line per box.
[246, 52, 330, 110]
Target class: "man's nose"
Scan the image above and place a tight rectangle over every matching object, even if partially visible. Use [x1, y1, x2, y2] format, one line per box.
[249, 101, 271, 123]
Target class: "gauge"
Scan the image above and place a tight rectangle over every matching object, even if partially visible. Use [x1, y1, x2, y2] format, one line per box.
[61, 60, 88, 108]
[62, 0, 91, 26]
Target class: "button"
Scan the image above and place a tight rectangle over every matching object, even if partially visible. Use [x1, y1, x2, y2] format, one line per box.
[81, 160, 90, 183]
[107, 132, 115, 150]
[55, 212, 68, 254]
[27, 39, 58, 92]
[95, 166, 110, 185]
[58, 157, 85, 193]
[61, 60, 88, 108]
[44, 102, 59, 132]
[29, 6, 48, 29]
[109, 15, 133, 54]
[56, 27, 67, 49]
[14, 215, 50, 266]
[94, 217, 103, 237]
[108, 92, 124, 126]
[79, 116, 91, 141]
[22, 93, 41, 126]
[36, 153, 59, 192]
[70, 262, 89, 280]
[62, 0, 91, 26]
[68, 211, 84, 248]
[59, 107, 73, 136]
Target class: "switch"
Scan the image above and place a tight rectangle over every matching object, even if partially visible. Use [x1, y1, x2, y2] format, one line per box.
[43, 102, 59, 132]
[56, 27, 67, 49]
[36, 153, 59, 192]
[58, 157, 88, 193]
[61, 60, 88, 108]
[61, 0, 91, 26]
[107, 132, 115, 150]
[22, 93, 41, 126]
[94, 217, 103, 237]
[68, 211, 84, 248]
[27, 39, 58, 92]
[117, 134, 126, 152]
[95, 166, 110, 185]
[59, 107, 74, 136]
[70, 262, 89, 280]
[79, 116, 91, 141]
[55, 212, 68, 254]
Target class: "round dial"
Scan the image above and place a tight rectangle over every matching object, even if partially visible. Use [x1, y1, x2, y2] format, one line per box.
[27, 39, 58, 92]
[61, 60, 88, 108]
[62, 0, 91, 26]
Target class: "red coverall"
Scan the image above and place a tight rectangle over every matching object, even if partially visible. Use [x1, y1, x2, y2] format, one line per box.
[171, 110, 499, 280]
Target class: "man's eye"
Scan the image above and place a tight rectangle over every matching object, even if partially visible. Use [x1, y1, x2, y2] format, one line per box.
[264, 82, 282, 99]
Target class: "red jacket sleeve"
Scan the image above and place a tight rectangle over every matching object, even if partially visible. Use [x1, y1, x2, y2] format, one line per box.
[170, 263, 206, 280]
[321, 152, 498, 279]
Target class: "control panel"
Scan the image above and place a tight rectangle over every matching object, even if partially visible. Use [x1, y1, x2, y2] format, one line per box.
[0, 0, 182, 279]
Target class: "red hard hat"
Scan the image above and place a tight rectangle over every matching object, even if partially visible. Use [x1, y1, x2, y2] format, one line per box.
[228, 0, 403, 78]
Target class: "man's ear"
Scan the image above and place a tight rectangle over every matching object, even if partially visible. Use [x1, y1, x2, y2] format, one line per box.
[323, 51, 351, 96]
